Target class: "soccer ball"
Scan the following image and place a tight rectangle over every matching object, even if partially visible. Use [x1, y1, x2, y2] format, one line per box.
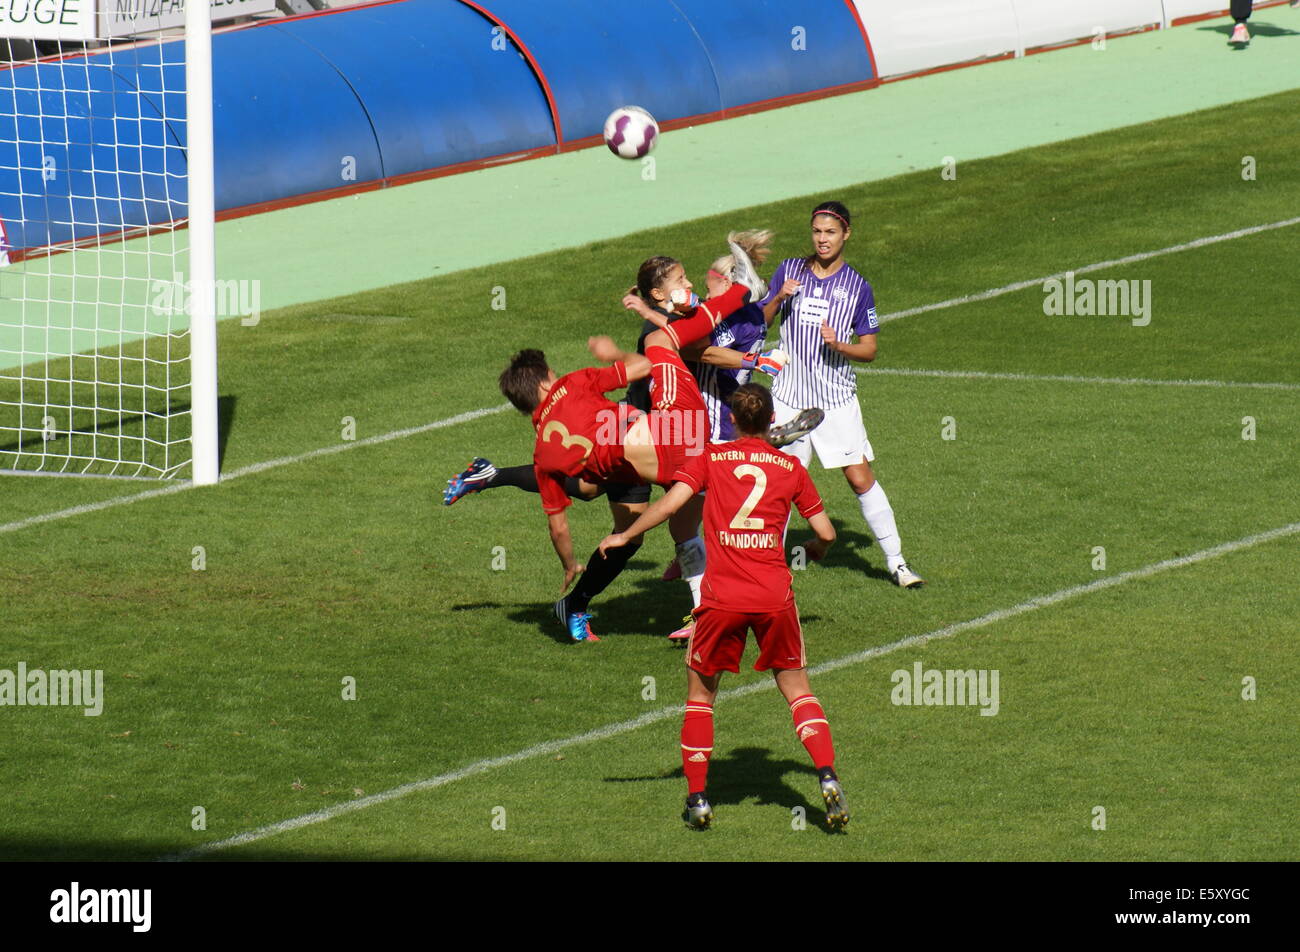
[603, 106, 659, 159]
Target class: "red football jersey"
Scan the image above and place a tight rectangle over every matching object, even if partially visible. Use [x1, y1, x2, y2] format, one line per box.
[673, 436, 825, 612]
[532, 363, 643, 514]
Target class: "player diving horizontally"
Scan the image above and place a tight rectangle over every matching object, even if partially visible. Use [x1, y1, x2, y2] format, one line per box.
[493, 250, 763, 642]
[598, 383, 847, 830]
[451, 238, 823, 642]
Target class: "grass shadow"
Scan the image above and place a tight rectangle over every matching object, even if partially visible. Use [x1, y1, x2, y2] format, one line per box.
[1198, 21, 1300, 46]
[606, 746, 843, 834]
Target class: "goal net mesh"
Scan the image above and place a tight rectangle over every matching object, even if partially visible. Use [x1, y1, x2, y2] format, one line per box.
[0, 33, 194, 479]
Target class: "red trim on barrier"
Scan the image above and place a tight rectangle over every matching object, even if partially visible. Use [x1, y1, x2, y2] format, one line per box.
[264, 0, 407, 27]
[556, 76, 880, 153]
[1172, 0, 1293, 27]
[841, 1, 879, 80]
[217, 144, 560, 219]
[881, 51, 1016, 85]
[721, 77, 881, 115]
[1023, 21, 1160, 56]
[453, 0, 564, 150]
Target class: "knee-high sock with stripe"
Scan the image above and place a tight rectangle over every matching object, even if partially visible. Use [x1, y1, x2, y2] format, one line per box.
[681, 701, 714, 794]
[789, 694, 835, 770]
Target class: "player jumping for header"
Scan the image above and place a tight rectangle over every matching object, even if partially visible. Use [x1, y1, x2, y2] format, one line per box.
[498, 257, 774, 642]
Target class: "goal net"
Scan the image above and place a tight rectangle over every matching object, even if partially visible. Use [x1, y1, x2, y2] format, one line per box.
[0, 5, 217, 482]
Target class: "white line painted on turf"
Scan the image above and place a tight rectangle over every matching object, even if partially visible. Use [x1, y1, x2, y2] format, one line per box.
[855, 366, 1300, 391]
[0, 404, 513, 536]
[163, 517, 1300, 861]
[877, 216, 1300, 324]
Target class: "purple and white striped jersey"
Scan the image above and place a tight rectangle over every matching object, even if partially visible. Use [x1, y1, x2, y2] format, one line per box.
[761, 257, 878, 410]
[692, 302, 768, 441]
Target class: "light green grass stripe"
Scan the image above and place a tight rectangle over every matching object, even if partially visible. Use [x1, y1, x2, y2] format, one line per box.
[858, 367, 1300, 391]
[165, 517, 1300, 861]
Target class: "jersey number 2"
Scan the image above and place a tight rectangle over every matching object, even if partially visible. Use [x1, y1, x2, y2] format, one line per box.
[729, 464, 768, 530]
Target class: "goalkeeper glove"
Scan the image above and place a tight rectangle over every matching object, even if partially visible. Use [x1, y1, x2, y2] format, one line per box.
[741, 347, 787, 376]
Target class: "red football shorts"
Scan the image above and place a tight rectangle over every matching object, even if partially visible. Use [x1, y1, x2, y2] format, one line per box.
[644, 344, 709, 486]
[686, 600, 806, 676]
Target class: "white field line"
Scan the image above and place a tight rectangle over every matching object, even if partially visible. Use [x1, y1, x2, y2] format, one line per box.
[0, 404, 512, 536]
[8, 217, 1299, 537]
[163, 517, 1300, 861]
[855, 366, 1300, 391]
[876, 216, 1300, 324]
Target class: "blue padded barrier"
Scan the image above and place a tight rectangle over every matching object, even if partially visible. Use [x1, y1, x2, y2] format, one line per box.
[668, 0, 873, 110]
[270, 0, 555, 181]
[0, 0, 874, 254]
[0, 56, 185, 251]
[456, 0, 723, 143]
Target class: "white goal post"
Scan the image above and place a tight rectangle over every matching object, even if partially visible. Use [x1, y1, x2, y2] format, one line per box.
[0, 1, 219, 484]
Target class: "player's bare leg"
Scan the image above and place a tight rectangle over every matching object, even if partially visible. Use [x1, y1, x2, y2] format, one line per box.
[773, 668, 848, 829]
[843, 460, 923, 589]
[682, 666, 722, 829]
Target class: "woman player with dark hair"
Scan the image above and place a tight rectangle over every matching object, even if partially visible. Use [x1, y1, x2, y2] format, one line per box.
[443, 238, 813, 641]
[761, 200, 924, 588]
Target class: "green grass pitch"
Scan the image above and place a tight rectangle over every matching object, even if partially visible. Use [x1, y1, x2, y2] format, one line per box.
[1, 90, 1297, 861]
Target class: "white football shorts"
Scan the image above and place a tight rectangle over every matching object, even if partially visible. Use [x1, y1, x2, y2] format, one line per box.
[772, 392, 874, 470]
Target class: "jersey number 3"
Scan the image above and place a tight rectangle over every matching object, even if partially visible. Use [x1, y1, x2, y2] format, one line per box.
[541, 420, 594, 462]
[729, 464, 768, 529]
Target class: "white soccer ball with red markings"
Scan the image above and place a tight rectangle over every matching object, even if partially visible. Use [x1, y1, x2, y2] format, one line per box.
[603, 105, 659, 159]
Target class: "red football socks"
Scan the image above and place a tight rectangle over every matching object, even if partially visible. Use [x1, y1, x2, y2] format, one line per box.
[789, 694, 835, 770]
[681, 702, 715, 794]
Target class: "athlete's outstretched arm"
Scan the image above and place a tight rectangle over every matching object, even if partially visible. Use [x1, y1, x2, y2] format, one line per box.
[802, 511, 837, 562]
[547, 510, 584, 592]
[623, 293, 672, 330]
[691, 344, 743, 368]
[597, 482, 696, 557]
[588, 335, 650, 381]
